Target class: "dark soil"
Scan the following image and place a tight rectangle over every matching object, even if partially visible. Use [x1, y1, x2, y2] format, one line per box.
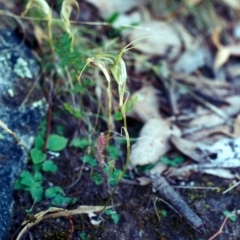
[10, 147, 240, 240]
[5, 1, 240, 240]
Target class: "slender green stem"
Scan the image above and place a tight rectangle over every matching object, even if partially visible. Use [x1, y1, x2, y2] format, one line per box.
[47, 14, 54, 52]
[100, 94, 130, 215]
[106, 79, 112, 143]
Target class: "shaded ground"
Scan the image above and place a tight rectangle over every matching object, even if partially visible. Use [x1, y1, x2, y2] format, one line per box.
[4, 0, 240, 239]
[9, 146, 240, 240]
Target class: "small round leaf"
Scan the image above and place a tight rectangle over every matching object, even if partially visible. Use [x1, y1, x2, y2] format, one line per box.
[45, 186, 64, 199]
[30, 148, 46, 164]
[30, 186, 43, 203]
[42, 160, 57, 173]
[47, 134, 68, 151]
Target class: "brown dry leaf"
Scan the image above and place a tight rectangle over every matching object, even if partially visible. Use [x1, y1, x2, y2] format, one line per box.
[173, 22, 195, 49]
[233, 114, 240, 137]
[197, 138, 240, 168]
[22, 0, 51, 16]
[184, 0, 203, 6]
[214, 47, 231, 70]
[129, 117, 181, 169]
[211, 27, 229, 70]
[61, 0, 80, 34]
[183, 113, 227, 135]
[211, 26, 223, 49]
[212, 27, 240, 70]
[200, 168, 237, 179]
[128, 21, 182, 59]
[85, 0, 144, 18]
[136, 176, 152, 185]
[184, 125, 231, 142]
[168, 137, 240, 179]
[168, 164, 237, 179]
[128, 86, 160, 122]
[171, 72, 229, 88]
[33, 25, 48, 45]
[173, 47, 207, 73]
[217, 0, 240, 10]
[170, 135, 202, 162]
[226, 64, 240, 78]
[149, 162, 168, 175]
[112, 12, 142, 28]
[182, 95, 240, 136]
[226, 44, 240, 56]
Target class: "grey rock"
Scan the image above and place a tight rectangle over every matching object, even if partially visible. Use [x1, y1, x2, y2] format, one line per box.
[0, 30, 46, 240]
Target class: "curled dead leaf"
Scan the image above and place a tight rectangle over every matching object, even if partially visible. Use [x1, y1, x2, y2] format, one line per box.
[129, 117, 181, 169]
[149, 162, 168, 175]
[170, 135, 201, 162]
[128, 21, 182, 59]
[61, 0, 80, 34]
[85, 0, 144, 18]
[233, 114, 240, 137]
[22, 0, 51, 16]
[211, 27, 223, 50]
[136, 176, 152, 185]
[218, 0, 240, 10]
[128, 86, 160, 122]
[214, 47, 231, 70]
[212, 27, 240, 70]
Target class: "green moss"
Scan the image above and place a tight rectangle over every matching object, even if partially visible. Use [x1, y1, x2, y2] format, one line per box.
[45, 230, 69, 240]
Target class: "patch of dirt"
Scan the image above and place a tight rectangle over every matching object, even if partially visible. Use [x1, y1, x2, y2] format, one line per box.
[10, 147, 240, 239]
[5, 1, 240, 240]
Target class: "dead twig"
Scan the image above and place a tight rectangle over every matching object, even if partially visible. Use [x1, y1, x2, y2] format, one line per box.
[16, 205, 113, 240]
[208, 210, 240, 239]
[208, 216, 228, 240]
[67, 216, 74, 240]
[150, 174, 204, 232]
[43, 78, 54, 151]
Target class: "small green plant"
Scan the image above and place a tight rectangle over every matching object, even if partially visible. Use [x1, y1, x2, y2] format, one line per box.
[80, 154, 98, 167]
[104, 163, 123, 186]
[107, 145, 121, 159]
[30, 148, 46, 164]
[113, 95, 138, 121]
[70, 137, 88, 149]
[22, 0, 54, 51]
[223, 210, 237, 222]
[159, 209, 168, 217]
[15, 170, 44, 202]
[47, 134, 68, 151]
[42, 160, 57, 173]
[17, 0, 146, 224]
[63, 102, 82, 119]
[137, 162, 156, 172]
[90, 163, 123, 187]
[79, 232, 89, 240]
[45, 186, 77, 207]
[15, 172, 77, 206]
[160, 156, 185, 167]
[15, 117, 75, 206]
[104, 208, 120, 224]
[30, 133, 67, 167]
[70, 134, 124, 188]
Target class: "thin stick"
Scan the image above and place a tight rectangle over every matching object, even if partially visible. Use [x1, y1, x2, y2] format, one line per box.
[16, 205, 112, 240]
[150, 174, 204, 232]
[0, 120, 28, 152]
[43, 90, 52, 151]
[222, 180, 240, 194]
[208, 216, 228, 240]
